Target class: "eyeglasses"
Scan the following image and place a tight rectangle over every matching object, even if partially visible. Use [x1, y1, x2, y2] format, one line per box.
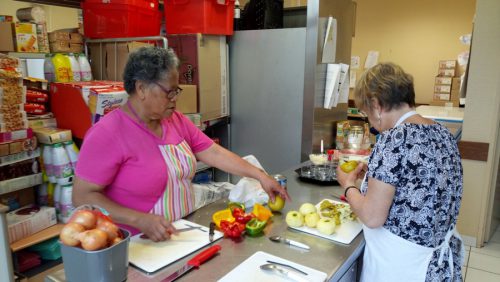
[154, 82, 183, 100]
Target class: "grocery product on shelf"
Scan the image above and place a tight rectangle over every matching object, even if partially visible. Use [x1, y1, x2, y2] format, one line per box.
[43, 53, 55, 82]
[78, 53, 92, 81]
[52, 53, 72, 82]
[52, 142, 73, 185]
[68, 53, 81, 82]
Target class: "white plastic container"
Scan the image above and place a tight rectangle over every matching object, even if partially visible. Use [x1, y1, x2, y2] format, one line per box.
[68, 53, 81, 82]
[52, 143, 73, 185]
[78, 53, 93, 81]
[37, 183, 48, 206]
[59, 184, 74, 223]
[42, 145, 56, 183]
[43, 53, 55, 83]
[63, 140, 79, 170]
[53, 184, 62, 221]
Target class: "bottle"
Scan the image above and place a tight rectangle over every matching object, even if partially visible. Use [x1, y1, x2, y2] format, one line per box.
[59, 184, 74, 223]
[43, 53, 55, 82]
[42, 144, 56, 183]
[53, 183, 62, 222]
[63, 140, 79, 170]
[47, 182, 55, 207]
[37, 183, 48, 206]
[52, 142, 74, 185]
[78, 53, 93, 81]
[234, 0, 241, 31]
[68, 53, 81, 82]
[52, 53, 72, 82]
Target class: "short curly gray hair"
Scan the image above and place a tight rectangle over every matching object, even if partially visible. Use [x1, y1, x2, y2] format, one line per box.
[123, 47, 180, 94]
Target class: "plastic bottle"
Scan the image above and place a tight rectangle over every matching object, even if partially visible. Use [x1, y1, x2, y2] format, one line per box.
[43, 53, 55, 82]
[59, 184, 74, 223]
[37, 183, 48, 206]
[78, 53, 93, 81]
[42, 144, 56, 183]
[52, 142, 74, 185]
[53, 183, 62, 222]
[234, 0, 241, 31]
[47, 182, 55, 207]
[63, 140, 79, 170]
[68, 53, 81, 82]
[52, 53, 72, 82]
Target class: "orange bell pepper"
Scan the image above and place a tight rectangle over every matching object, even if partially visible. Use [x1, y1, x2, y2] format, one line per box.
[252, 203, 273, 221]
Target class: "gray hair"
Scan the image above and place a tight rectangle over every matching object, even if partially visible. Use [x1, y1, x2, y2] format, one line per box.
[123, 47, 180, 94]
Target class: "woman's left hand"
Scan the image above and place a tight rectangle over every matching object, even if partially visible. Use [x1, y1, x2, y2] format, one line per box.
[336, 162, 366, 189]
[259, 174, 291, 202]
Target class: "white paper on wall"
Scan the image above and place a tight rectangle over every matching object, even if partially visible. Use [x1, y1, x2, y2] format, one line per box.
[364, 51, 379, 69]
[321, 17, 337, 63]
[333, 64, 350, 107]
[324, 64, 341, 109]
[349, 70, 356, 88]
[351, 56, 360, 69]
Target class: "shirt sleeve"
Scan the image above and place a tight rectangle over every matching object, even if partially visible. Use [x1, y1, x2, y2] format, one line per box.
[367, 129, 405, 187]
[177, 113, 214, 153]
[75, 123, 124, 186]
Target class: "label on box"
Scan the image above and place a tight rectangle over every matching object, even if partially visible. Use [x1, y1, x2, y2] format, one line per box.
[434, 85, 451, 93]
[439, 93, 451, 101]
[438, 60, 457, 69]
[435, 77, 452, 85]
[438, 69, 456, 77]
[15, 23, 38, 52]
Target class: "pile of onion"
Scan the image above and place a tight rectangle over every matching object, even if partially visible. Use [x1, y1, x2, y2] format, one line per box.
[60, 209, 123, 251]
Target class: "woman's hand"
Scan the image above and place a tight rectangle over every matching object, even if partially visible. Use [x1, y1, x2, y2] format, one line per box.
[336, 162, 366, 189]
[259, 174, 291, 202]
[136, 213, 178, 242]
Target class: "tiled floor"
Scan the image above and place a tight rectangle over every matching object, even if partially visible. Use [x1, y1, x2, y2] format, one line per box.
[463, 225, 500, 281]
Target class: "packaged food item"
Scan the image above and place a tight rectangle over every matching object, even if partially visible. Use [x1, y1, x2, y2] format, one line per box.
[68, 53, 81, 81]
[52, 53, 72, 82]
[14, 22, 38, 52]
[24, 103, 46, 115]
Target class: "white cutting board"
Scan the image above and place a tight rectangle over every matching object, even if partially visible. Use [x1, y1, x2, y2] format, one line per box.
[288, 199, 363, 244]
[218, 251, 327, 282]
[128, 219, 223, 274]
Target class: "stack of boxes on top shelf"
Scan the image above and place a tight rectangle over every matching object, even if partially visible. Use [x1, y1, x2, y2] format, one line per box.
[431, 60, 461, 107]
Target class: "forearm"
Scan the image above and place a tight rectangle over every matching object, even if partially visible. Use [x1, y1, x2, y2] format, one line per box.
[197, 144, 268, 181]
[72, 178, 145, 229]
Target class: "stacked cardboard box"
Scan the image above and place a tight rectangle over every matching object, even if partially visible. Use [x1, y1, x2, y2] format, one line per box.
[431, 60, 461, 107]
[48, 30, 83, 53]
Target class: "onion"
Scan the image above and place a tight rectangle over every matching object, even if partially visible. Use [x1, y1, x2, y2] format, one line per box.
[96, 220, 119, 243]
[111, 237, 122, 246]
[79, 229, 108, 251]
[70, 210, 97, 230]
[60, 222, 85, 247]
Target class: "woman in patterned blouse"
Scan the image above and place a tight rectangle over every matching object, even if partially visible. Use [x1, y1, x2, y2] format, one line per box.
[337, 63, 464, 282]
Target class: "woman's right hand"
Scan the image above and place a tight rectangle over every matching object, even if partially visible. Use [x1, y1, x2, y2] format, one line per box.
[136, 213, 178, 242]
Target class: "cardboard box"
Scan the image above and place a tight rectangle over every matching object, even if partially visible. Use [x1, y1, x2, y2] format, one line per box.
[438, 60, 457, 69]
[437, 68, 456, 77]
[435, 76, 452, 85]
[28, 118, 57, 129]
[0, 136, 37, 157]
[35, 23, 49, 53]
[434, 93, 450, 101]
[176, 84, 197, 113]
[48, 30, 70, 42]
[451, 77, 461, 90]
[434, 85, 451, 93]
[167, 34, 228, 121]
[6, 205, 57, 243]
[0, 22, 15, 51]
[88, 41, 153, 81]
[32, 127, 72, 144]
[88, 86, 128, 124]
[14, 22, 38, 52]
[0, 15, 14, 22]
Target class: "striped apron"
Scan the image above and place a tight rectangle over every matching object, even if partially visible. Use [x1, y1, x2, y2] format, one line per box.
[149, 140, 197, 221]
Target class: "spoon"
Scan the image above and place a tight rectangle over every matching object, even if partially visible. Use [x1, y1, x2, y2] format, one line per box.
[269, 236, 310, 250]
[260, 264, 309, 282]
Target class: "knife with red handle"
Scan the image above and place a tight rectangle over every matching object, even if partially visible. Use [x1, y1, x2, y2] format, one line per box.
[162, 244, 222, 282]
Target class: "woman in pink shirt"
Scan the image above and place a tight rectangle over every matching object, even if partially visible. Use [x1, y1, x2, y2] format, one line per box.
[73, 47, 289, 241]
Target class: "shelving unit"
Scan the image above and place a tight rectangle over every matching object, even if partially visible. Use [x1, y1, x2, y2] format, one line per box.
[10, 224, 63, 252]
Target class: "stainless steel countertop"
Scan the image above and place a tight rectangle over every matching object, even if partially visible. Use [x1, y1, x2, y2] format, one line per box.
[46, 164, 365, 282]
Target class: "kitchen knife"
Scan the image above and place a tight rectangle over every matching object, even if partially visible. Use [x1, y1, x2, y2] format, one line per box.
[162, 244, 222, 282]
[209, 222, 215, 242]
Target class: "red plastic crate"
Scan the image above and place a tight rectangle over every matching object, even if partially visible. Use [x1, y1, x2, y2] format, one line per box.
[164, 0, 235, 35]
[82, 0, 161, 39]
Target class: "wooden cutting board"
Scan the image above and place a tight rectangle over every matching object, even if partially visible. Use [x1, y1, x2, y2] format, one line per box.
[128, 219, 223, 274]
[218, 251, 328, 282]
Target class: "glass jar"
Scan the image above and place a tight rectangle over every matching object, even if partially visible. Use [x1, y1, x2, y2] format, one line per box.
[347, 125, 364, 149]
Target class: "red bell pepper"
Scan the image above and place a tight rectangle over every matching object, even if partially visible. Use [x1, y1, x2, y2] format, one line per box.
[220, 220, 245, 238]
[232, 207, 256, 224]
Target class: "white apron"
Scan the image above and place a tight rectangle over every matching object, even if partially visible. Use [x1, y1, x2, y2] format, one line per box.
[360, 110, 464, 281]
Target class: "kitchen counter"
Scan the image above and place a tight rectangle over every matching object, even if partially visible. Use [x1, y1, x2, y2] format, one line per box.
[46, 164, 365, 282]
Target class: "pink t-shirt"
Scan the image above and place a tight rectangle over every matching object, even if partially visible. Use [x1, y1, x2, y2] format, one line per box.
[76, 109, 213, 233]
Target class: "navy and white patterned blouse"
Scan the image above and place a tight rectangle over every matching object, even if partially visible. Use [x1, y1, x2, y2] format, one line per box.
[360, 123, 464, 282]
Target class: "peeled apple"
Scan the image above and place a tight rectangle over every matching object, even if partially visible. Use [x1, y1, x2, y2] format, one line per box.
[340, 161, 359, 173]
[299, 203, 316, 215]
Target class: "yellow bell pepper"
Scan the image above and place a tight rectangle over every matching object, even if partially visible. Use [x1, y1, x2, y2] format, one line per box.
[212, 209, 235, 228]
[252, 203, 273, 221]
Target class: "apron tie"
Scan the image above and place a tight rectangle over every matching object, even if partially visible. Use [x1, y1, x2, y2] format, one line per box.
[436, 225, 463, 279]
